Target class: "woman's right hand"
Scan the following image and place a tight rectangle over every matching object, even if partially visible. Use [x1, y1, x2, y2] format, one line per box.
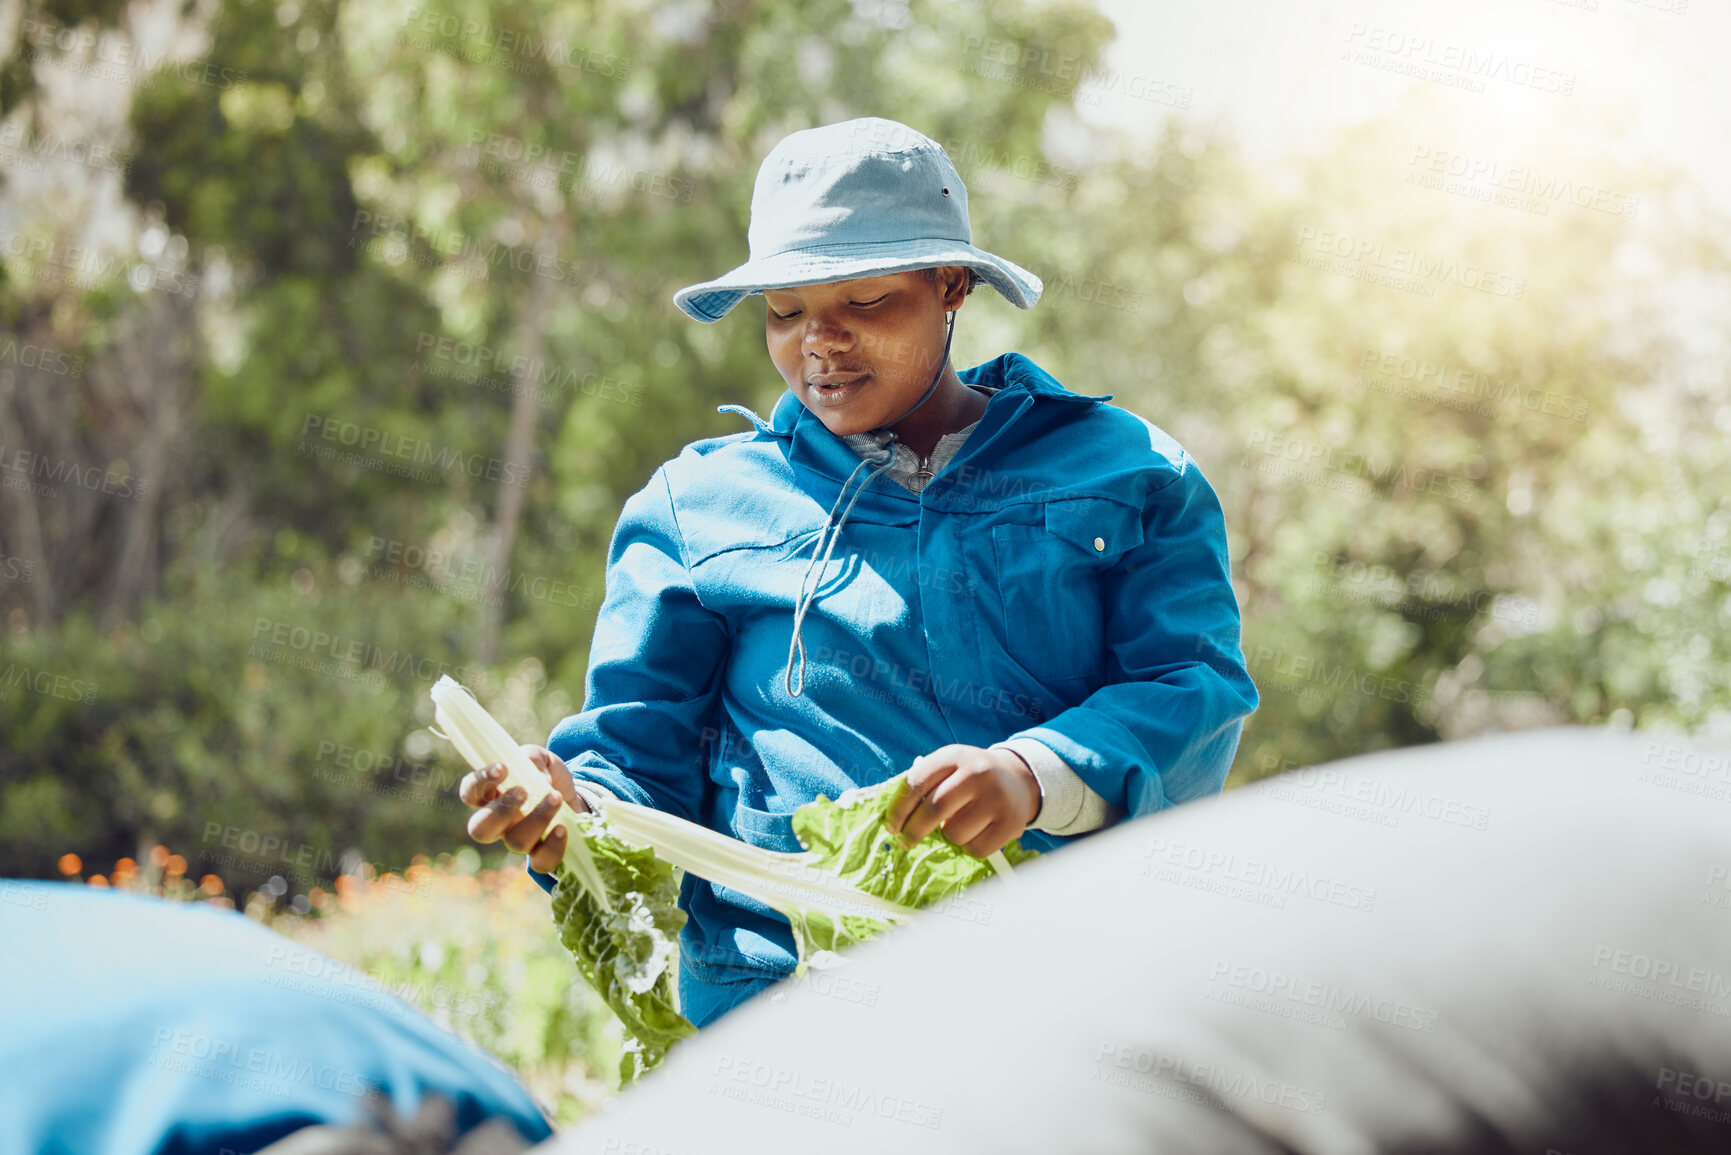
[458, 744, 586, 874]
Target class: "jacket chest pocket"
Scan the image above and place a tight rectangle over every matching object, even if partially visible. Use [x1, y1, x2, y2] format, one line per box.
[990, 496, 1143, 682]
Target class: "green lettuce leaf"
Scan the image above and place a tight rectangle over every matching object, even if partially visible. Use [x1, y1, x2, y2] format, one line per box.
[786, 777, 1039, 959]
[547, 810, 695, 1085]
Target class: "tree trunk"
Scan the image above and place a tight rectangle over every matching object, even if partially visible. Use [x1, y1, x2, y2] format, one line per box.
[102, 291, 195, 620]
[0, 384, 56, 626]
[477, 215, 567, 665]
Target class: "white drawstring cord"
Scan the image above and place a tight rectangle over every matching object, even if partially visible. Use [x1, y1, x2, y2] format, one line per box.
[783, 309, 958, 698]
[785, 443, 899, 697]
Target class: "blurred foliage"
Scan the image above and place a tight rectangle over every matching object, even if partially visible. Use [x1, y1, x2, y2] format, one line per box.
[1, 0, 1729, 909]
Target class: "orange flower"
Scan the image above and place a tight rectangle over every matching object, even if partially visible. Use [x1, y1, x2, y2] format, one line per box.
[166, 855, 187, 876]
[89, 875, 109, 888]
[199, 874, 224, 896]
[149, 845, 170, 868]
[57, 853, 82, 876]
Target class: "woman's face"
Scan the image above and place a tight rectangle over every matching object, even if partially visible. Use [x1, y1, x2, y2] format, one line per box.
[764, 268, 967, 437]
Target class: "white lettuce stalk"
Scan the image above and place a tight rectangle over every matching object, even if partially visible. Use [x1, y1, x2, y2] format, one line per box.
[428, 675, 1035, 1063]
[429, 676, 611, 909]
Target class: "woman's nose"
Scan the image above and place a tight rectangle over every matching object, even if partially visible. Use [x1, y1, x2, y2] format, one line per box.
[803, 317, 854, 357]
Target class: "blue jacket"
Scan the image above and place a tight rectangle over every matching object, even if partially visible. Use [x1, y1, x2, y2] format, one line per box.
[544, 352, 1258, 1026]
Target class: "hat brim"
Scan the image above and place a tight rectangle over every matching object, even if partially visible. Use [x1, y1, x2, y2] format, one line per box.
[671, 238, 1043, 323]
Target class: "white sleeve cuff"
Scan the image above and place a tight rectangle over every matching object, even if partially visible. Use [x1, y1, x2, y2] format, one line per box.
[569, 779, 618, 814]
[991, 737, 1121, 837]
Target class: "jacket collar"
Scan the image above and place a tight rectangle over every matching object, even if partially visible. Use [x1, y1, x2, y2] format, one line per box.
[714, 353, 1111, 442]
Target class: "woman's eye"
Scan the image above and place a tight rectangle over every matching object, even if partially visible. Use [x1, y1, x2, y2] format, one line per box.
[851, 295, 888, 307]
[768, 308, 800, 320]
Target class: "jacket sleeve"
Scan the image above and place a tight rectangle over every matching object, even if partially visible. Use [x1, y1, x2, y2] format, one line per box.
[544, 464, 730, 825]
[1001, 457, 1259, 821]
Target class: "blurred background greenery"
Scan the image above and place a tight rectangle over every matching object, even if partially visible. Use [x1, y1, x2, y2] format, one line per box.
[2, 0, 1728, 1119]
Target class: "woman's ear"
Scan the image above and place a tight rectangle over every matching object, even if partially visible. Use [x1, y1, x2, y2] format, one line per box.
[942, 266, 970, 311]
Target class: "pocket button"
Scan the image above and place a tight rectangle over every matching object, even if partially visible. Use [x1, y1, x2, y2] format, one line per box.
[1093, 536, 1105, 552]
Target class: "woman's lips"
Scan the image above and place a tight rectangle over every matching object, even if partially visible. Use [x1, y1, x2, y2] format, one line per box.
[808, 372, 868, 388]
[807, 372, 870, 402]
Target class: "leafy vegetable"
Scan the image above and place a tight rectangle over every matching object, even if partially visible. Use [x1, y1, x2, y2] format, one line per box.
[602, 794, 917, 970]
[786, 779, 1039, 956]
[428, 676, 1037, 1079]
[792, 778, 1040, 910]
[546, 810, 693, 1084]
[429, 677, 692, 1084]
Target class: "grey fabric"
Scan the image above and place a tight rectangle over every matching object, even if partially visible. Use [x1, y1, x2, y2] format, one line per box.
[546, 727, 1731, 1154]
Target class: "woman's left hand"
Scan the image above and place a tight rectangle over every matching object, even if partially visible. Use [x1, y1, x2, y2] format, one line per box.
[882, 744, 1041, 857]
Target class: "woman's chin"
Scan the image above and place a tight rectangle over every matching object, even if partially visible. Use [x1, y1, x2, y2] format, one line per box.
[807, 406, 884, 438]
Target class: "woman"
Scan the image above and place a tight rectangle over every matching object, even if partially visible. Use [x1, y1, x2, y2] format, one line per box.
[459, 117, 1259, 1029]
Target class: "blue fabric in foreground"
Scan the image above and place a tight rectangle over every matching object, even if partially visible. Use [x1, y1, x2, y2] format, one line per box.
[0, 881, 553, 1155]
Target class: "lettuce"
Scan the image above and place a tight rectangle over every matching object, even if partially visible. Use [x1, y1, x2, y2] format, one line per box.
[786, 778, 1039, 958]
[545, 809, 693, 1085]
[429, 677, 693, 1084]
[428, 676, 1036, 1082]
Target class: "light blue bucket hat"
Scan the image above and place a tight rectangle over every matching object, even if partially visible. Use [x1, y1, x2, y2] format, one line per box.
[672, 117, 1044, 323]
